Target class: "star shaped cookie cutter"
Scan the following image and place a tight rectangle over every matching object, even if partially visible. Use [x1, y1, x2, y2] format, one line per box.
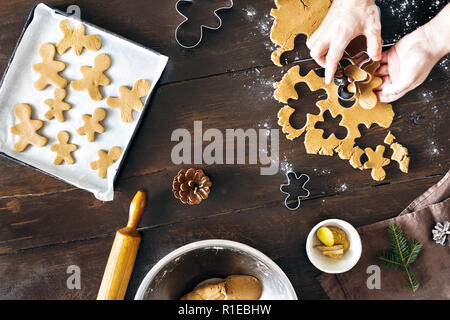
[280, 171, 311, 210]
[175, 0, 233, 49]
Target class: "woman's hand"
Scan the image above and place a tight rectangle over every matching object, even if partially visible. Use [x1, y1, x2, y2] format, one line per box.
[306, 0, 382, 84]
[375, 3, 450, 103]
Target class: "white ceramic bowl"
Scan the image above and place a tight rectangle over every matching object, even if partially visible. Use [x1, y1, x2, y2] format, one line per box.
[306, 219, 362, 274]
[135, 239, 298, 300]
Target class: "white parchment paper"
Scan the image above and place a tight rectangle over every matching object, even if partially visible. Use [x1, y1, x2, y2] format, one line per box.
[0, 4, 168, 201]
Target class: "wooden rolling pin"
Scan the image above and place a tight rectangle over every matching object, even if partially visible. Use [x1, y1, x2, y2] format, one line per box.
[97, 190, 147, 300]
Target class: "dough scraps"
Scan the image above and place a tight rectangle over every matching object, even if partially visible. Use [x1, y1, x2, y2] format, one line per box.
[390, 142, 410, 173]
[384, 132, 410, 173]
[56, 20, 102, 56]
[44, 88, 71, 122]
[32, 43, 67, 91]
[270, 0, 331, 66]
[106, 79, 151, 123]
[77, 107, 106, 142]
[10, 103, 47, 152]
[90, 146, 122, 179]
[50, 131, 78, 165]
[384, 131, 396, 145]
[70, 53, 111, 101]
[349, 146, 365, 170]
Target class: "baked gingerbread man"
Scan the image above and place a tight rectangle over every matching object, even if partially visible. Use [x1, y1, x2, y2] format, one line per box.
[77, 107, 106, 142]
[71, 54, 111, 101]
[56, 20, 102, 56]
[32, 43, 68, 91]
[44, 88, 72, 122]
[50, 131, 78, 165]
[10, 103, 48, 152]
[90, 147, 122, 179]
[106, 79, 150, 123]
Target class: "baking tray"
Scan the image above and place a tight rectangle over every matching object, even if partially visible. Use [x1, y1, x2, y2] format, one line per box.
[0, 3, 168, 201]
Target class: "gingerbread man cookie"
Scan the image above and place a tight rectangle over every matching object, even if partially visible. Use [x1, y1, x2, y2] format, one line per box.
[70, 54, 111, 101]
[77, 107, 106, 142]
[32, 43, 68, 91]
[50, 131, 78, 165]
[44, 88, 72, 122]
[56, 20, 102, 56]
[10, 103, 47, 152]
[106, 79, 151, 123]
[347, 61, 383, 110]
[90, 146, 122, 179]
[363, 145, 390, 181]
[343, 64, 368, 84]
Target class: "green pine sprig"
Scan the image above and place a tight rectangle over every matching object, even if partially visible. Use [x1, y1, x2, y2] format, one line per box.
[377, 222, 423, 293]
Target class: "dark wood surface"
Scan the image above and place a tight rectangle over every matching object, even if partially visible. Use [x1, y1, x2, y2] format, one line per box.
[0, 0, 448, 299]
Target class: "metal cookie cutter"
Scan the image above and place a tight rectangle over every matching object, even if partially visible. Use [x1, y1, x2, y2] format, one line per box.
[175, 0, 233, 49]
[280, 171, 311, 210]
[334, 51, 372, 101]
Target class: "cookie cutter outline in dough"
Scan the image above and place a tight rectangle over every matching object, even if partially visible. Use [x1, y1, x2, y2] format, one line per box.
[175, 0, 234, 49]
[280, 171, 311, 210]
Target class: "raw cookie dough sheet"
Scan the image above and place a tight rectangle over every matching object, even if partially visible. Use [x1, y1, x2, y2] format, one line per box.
[0, 4, 168, 201]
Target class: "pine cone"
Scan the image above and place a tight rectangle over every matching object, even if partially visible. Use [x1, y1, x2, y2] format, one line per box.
[172, 168, 212, 205]
[432, 221, 450, 246]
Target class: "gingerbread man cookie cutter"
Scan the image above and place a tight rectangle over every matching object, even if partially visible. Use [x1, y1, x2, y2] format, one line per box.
[175, 0, 233, 49]
[334, 51, 372, 101]
[280, 171, 311, 210]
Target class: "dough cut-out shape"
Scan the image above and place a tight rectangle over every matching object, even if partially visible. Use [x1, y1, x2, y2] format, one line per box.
[56, 20, 102, 56]
[390, 142, 410, 173]
[363, 145, 390, 181]
[270, 0, 331, 66]
[347, 61, 383, 109]
[70, 53, 111, 101]
[50, 131, 78, 165]
[77, 107, 106, 142]
[343, 64, 368, 83]
[44, 88, 72, 122]
[271, 0, 410, 181]
[275, 65, 393, 144]
[339, 62, 369, 101]
[10, 103, 47, 152]
[32, 43, 68, 91]
[106, 79, 151, 123]
[90, 146, 122, 179]
[274, 64, 395, 181]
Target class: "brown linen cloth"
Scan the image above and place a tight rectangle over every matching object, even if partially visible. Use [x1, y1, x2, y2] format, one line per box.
[317, 171, 450, 299]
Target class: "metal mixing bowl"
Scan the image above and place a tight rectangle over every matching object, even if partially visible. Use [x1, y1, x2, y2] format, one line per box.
[134, 239, 298, 300]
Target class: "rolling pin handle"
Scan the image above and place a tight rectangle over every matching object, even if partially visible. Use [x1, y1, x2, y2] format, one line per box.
[126, 190, 147, 230]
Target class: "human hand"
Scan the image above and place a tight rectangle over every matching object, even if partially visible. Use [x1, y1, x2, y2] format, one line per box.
[374, 28, 439, 102]
[375, 4, 450, 103]
[306, 0, 382, 84]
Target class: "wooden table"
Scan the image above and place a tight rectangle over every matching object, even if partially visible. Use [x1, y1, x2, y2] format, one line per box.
[0, 0, 448, 300]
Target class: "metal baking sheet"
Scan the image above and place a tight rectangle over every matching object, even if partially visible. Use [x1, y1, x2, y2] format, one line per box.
[0, 3, 168, 201]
